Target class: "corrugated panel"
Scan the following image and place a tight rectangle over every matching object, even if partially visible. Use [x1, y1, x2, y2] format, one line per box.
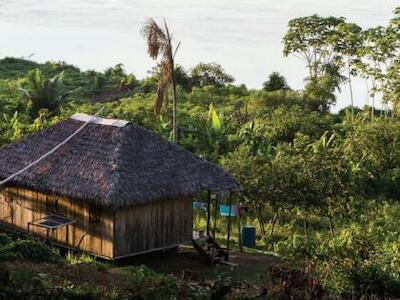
[71, 113, 129, 128]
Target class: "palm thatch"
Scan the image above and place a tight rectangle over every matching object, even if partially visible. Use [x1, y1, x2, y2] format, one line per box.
[0, 115, 239, 210]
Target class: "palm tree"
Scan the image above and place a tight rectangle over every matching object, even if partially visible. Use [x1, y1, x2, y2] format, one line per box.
[20, 68, 65, 118]
[141, 18, 180, 143]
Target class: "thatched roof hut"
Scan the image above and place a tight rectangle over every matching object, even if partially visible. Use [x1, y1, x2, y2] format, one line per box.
[0, 114, 239, 259]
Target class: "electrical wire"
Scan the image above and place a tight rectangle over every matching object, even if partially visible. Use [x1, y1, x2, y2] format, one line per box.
[0, 107, 105, 187]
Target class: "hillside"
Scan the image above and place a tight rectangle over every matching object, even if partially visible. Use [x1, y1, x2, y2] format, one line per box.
[0, 8, 400, 299]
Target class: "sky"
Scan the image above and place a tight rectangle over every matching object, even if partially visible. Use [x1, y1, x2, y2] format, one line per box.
[0, 0, 398, 110]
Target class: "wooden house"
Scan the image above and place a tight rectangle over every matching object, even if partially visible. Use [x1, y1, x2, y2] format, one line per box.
[0, 114, 239, 260]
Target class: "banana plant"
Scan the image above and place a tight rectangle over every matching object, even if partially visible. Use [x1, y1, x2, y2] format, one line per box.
[0, 112, 23, 145]
[238, 120, 273, 156]
[206, 103, 228, 161]
[310, 131, 336, 154]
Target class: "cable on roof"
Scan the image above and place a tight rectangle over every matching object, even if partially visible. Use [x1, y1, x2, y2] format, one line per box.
[0, 106, 105, 187]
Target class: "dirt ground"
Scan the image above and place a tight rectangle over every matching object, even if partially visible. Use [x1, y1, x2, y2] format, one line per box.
[5, 246, 281, 289]
[116, 246, 280, 282]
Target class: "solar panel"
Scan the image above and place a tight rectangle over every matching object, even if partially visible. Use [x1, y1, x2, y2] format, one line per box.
[46, 215, 72, 224]
[38, 220, 60, 228]
[30, 214, 76, 229]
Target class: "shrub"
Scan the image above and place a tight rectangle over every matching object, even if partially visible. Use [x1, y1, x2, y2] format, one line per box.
[0, 239, 60, 263]
[124, 265, 178, 299]
[0, 233, 12, 246]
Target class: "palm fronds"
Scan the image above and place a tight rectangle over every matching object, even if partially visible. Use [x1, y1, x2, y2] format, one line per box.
[141, 18, 180, 142]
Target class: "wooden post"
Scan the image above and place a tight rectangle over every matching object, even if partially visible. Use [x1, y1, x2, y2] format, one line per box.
[227, 193, 232, 261]
[213, 194, 219, 240]
[66, 225, 69, 245]
[237, 202, 243, 252]
[206, 190, 211, 237]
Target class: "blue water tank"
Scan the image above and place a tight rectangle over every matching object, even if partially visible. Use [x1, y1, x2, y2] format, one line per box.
[242, 226, 256, 248]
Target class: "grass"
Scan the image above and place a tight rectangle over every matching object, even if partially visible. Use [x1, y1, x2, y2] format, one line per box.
[0, 225, 289, 299]
[65, 251, 98, 265]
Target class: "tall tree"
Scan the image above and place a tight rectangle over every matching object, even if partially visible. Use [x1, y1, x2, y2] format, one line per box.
[335, 22, 363, 118]
[283, 15, 346, 111]
[385, 7, 400, 115]
[141, 18, 180, 143]
[283, 15, 345, 81]
[358, 20, 398, 118]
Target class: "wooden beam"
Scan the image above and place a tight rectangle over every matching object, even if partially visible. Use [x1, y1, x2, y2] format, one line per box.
[237, 201, 243, 252]
[226, 193, 232, 261]
[212, 194, 219, 240]
[206, 190, 211, 237]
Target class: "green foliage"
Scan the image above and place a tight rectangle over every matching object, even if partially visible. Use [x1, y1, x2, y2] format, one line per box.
[263, 72, 290, 92]
[190, 62, 235, 87]
[104, 63, 138, 89]
[0, 57, 39, 79]
[11, 239, 60, 262]
[303, 75, 343, 112]
[344, 118, 400, 199]
[246, 90, 306, 114]
[0, 8, 399, 297]
[22, 68, 66, 118]
[275, 222, 400, 299]
[0, 111, 23, 145]
[149, 64, 192, 91]
[66, 251, 97, 265]
[0, 234, 12, 246]
[0, 235, 60, 263]
[124, 265, 178, 299]
[283, 15, 366, 111]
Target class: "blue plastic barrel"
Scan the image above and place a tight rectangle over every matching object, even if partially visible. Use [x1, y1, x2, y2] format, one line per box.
[242, 226, 256, 248]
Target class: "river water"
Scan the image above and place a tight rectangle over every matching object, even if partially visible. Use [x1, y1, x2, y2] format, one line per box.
[0, 0, 398, 109]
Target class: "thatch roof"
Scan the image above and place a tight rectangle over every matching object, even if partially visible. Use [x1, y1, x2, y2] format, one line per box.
[0, 115, 239, 209]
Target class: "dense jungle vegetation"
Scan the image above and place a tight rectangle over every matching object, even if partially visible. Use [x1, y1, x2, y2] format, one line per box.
[0, 7, 400, 300]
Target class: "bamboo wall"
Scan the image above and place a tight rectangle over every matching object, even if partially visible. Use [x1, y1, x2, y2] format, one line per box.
[0, 187, 114, 259]
[114, 197, 193, 258]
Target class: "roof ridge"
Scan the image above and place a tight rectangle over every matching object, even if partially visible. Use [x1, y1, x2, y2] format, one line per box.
[104, 126, 127, 207]
[71, 113, 130, 128]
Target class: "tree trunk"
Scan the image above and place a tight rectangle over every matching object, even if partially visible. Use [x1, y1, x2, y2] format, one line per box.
[237, 203, 243, 252]
[365, 78, 370, 109]
[371, 79, 376, 120]
[269, 207, 279, 237]
[171, 73, 178, 143]
[257, 207, 266, 238]
[164, 21, 178, 144]
[303, 216, 311, 254]
[328, 208, 335, 237]
[348, 59, 354, 119]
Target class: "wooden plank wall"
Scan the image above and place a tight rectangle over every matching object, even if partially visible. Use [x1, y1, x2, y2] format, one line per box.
[114, 197, 193, 258]
[0, 187, 114, 259]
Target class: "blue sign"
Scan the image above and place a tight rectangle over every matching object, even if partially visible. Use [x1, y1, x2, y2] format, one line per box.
[220, 205, 237, 217]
